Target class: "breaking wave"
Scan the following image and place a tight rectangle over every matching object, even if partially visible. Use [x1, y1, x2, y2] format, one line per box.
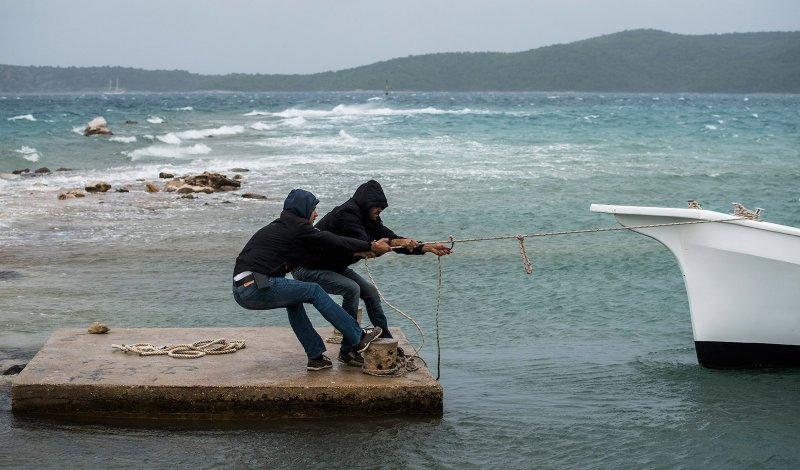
[7, 114, 36, 122]
[127, 143, 212, 161]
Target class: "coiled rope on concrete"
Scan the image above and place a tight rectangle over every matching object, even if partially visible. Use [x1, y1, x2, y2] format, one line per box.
[112, 338, 246, 358]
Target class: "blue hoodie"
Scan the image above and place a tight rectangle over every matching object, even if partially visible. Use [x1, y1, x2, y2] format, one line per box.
[283, 188, 319, 220]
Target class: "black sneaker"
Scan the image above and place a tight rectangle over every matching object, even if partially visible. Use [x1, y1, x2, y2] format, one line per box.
[338, 350, 364, 367]
[307, 354, 332, 371]
[355, 326, 383, 353]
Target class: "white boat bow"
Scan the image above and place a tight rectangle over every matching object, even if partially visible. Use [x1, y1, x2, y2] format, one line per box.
[590, 203, 800, 368]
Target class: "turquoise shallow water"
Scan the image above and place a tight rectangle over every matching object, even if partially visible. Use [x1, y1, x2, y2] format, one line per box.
[1, 92, 800, 468]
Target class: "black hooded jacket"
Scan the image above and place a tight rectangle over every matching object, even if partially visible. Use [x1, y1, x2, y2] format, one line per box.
[233, 189, 371, 277]
[305, 180, 415, 272]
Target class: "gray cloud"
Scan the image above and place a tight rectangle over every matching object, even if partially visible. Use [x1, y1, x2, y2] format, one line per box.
[1, 0, 798, 74]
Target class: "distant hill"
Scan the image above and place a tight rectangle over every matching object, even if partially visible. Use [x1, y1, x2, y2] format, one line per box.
[2, 30, 799, 93]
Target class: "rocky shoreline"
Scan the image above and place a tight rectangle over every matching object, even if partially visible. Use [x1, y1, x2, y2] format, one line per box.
[1, 167, 268, 202]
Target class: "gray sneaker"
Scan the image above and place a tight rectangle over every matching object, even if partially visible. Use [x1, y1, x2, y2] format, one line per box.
[355, 326, 383, 353]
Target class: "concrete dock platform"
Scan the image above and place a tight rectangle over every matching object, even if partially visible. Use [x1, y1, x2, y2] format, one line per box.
[11, 327, 442, 421]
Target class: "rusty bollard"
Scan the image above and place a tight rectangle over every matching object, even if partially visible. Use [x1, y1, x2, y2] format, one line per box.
[362, 338, 399, 376]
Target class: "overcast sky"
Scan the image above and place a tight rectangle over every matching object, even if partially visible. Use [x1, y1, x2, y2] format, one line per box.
[1, 0, 799, 75]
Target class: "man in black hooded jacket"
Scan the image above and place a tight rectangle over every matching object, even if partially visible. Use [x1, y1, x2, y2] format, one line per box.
[292, 180, 451, 366]
[232, 188, 386, 371]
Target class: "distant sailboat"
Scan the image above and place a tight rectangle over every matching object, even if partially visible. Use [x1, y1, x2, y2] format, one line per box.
[385, 80, 389, 96]
[106, 77, 124, 94]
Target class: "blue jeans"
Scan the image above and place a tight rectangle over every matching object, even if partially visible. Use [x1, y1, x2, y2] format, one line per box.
[232, 276, 363, 359]
[292, 266, 392, 353]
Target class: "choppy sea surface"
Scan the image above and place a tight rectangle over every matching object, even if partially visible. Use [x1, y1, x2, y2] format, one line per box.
[1, 91, 799, 468]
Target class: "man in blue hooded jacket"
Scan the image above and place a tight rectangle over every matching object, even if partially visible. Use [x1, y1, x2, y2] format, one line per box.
[292, 180, 451, 366]
[232, 188, 388, 370]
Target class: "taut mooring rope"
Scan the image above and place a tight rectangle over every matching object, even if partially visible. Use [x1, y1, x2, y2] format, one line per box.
[425, 218, 743, 245]
[424, 217, 743, 275]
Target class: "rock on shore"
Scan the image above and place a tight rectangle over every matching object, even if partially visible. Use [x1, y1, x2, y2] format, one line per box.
[163, 171, 241, 194]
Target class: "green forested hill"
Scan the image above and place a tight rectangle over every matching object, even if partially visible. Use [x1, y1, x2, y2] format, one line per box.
[2, 30, 799, 93]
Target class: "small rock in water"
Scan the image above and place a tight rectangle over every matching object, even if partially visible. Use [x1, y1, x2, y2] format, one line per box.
[84, 116, 113, 136]
[144, 181, 160, 193]
[57, 189, 86, 200]
[0, 270, 22, 280]
[242, 193, 267, 200]
[85, 181, 112, 192]
[3, 364, 26, 375]
[87, 322, 109, 334]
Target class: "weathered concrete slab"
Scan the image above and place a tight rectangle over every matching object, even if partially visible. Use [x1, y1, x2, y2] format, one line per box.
[12, 327, 442, 420]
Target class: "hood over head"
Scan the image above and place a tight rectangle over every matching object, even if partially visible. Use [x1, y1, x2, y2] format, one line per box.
[352, 180, 388, 214]
[283, 188, 319, 220]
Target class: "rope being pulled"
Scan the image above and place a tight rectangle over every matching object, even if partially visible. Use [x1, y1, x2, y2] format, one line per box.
[426, 218, 743, 245]
[112, 338, 246, 358]
[425, 217, 743, 275]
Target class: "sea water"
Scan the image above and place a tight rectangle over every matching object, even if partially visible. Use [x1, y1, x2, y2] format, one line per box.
[1, 92, 799, 468]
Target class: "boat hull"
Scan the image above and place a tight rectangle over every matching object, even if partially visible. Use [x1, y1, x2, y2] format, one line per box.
[590, 204, 800, 368]
[696, 341, 800, 368]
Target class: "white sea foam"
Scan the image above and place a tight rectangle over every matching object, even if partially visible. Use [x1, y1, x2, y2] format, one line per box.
[282, 116, 307, 127]
[7, 114, 36, 121]
[250, 121, 275, 131]
[272, 104, 477, 120]
[157, 133, 183, 145]
[171, 106, 194, 111]
[254, 133, 363, 150]
[176, 125, 245, 140]
[127, 143, 211, 161]
[338, 129, 358, 142]
[71, 126, 84, 135]
[156, 125, 245, 144]
[15, 146, 40, 162]
[109, 136, 137, 143]
[705, 124, 718, 130]
[147, 116, 165, 124]
[243, 110, 271, 116]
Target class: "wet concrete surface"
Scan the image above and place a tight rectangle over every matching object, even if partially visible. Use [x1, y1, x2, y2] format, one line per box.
[11, 327, 442, 421]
